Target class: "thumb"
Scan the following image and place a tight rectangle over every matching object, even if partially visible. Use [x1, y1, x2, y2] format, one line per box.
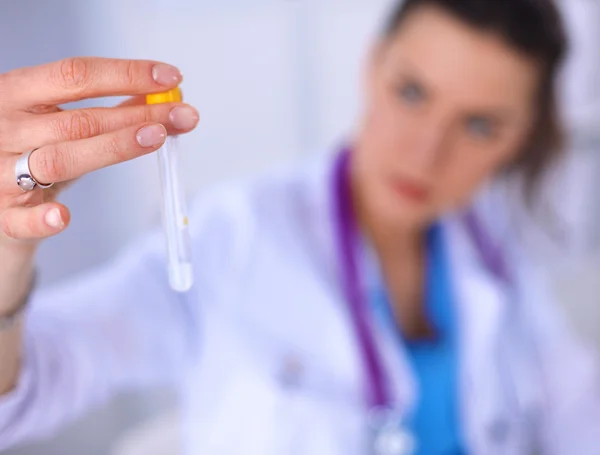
[0, 202, 71, 241]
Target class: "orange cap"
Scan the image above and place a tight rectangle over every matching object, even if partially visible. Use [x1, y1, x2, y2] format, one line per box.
[146, 87, 182, 105]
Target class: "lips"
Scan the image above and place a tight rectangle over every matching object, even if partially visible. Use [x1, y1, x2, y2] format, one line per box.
[391, 177, 430, 203]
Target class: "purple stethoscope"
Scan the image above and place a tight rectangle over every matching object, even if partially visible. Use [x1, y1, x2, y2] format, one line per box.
[331, 147, 510, 455]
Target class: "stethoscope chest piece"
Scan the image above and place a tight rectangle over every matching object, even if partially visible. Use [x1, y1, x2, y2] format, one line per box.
[372, 424, 415, 455]
[368, 408, 416, 455]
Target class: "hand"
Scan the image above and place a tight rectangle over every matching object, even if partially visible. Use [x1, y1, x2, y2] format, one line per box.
[0, 57, 199, 246]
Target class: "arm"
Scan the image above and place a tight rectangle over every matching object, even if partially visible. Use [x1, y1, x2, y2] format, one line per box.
[0, 56, 199, 450]
[0, 228, 196, 450]
[0, 242, 36, 397]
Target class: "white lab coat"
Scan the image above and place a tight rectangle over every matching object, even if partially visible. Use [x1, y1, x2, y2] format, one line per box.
[0, 152, 599, 455]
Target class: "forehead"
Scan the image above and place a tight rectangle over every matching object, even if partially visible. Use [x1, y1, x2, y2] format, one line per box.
[382, 6, 540, 111]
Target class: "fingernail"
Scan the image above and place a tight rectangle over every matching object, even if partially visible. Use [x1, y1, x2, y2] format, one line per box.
[136, 124, 167, 147]
[45, 208, 64, 229]
[169, 106, 199, 131]
[152, 63, 182, 86]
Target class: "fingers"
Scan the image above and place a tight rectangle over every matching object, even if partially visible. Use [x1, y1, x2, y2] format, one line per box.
[0, 202, 70, 241]
[1, 123, 167, 193]
[9, 102, 199, 152]
[1, 57, 182, 109]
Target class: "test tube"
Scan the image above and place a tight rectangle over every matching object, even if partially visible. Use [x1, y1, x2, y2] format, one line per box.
[146, 88, 193, 292]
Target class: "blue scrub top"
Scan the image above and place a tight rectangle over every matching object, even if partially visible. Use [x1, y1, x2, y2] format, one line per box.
[371, 223, 465, 455]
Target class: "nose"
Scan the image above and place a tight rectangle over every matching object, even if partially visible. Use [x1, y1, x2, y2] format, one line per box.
[411, 126, 447, 170]
[408, 114, 451, 171]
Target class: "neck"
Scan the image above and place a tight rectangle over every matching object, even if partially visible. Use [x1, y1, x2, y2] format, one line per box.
[361, 211, 423, 264]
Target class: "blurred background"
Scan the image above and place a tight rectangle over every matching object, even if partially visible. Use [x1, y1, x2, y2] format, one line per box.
[0, 0, 599, 453]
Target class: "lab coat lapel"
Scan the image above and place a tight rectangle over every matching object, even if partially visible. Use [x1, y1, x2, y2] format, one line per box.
[444, 214, 515, 454]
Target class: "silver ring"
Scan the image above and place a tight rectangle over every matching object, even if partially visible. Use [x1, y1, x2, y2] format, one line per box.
[15, 148, 54, 192]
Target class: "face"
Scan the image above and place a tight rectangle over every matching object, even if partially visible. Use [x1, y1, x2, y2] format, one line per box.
[354, 5, 541, 229]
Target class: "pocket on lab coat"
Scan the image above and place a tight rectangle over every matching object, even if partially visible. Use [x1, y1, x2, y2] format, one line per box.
[187, 309, 366, 455]
[189, 358, 365, 455]
[269, 351, 367, 455]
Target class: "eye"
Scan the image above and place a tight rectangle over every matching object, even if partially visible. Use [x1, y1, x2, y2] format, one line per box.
[397, 81, 425, 105]
[465, 116, 495, 140]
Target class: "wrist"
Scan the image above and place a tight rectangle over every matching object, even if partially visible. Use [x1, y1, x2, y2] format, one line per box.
[0, 241, 37, 316]
[0, 234, 38, 256]
[0, 269, 35, 330]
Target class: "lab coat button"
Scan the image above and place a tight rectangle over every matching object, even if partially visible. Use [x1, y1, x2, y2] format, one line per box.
[278, 353, 305, 387]
[488, 418, 509, 445]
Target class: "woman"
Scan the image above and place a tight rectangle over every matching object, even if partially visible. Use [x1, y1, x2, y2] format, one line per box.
[0, 0, 599, 454]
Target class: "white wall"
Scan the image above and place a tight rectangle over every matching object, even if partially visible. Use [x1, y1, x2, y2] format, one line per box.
[1, 0, 599, 454]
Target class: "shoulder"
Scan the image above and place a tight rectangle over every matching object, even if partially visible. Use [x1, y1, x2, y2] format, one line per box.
[453, 182, 600, 428]
[472, 178, 600, 387]
[447, 176, 592, 352]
